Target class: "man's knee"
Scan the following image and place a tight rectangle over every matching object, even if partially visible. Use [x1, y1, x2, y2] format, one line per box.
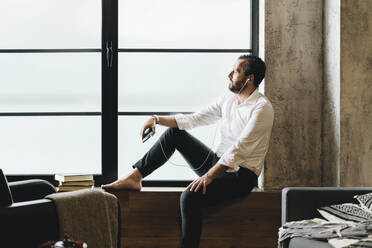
[164, 127, 186, 139]
[180, 190, 202, 210]
[165, 127, 182, 134]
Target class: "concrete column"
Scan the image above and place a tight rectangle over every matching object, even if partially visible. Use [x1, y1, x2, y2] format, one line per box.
[340, 0, 372, 186]
[264, 0, 324, 190]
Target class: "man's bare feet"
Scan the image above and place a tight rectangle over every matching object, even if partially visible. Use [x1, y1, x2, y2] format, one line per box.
[101, 168, 143, 191]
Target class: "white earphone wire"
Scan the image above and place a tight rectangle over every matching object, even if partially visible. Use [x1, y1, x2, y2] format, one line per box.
[158, 122, 220, 171]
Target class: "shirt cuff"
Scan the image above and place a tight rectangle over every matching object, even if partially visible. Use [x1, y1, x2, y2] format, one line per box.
[174, 113, 192, 130]
[217, 154, 240, 172]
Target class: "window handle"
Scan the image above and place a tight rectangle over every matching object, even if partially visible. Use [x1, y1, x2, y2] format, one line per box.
[106, 41, 113, 68]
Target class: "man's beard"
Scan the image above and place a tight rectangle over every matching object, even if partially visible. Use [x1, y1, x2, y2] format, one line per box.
[228, 78, 248, 93]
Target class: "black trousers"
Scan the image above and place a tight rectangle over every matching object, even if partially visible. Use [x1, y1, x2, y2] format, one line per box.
[132, 127, 258, 248]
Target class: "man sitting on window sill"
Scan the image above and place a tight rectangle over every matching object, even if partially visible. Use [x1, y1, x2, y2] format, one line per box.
[102, 54, 274, 248]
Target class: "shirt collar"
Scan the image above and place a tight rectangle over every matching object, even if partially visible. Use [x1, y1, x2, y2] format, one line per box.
[236, 89, 260, 106]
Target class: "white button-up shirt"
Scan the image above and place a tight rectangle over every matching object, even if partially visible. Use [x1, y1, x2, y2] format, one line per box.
[174, 89, 274, 176]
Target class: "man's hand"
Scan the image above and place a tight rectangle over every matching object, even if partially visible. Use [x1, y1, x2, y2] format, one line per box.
[186, 163, 229, 195]
[186, 173, 213, 195]
[140, 116, 157, 139]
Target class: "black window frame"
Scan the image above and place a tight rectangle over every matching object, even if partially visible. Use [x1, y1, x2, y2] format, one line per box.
[2, 0, 259, 187]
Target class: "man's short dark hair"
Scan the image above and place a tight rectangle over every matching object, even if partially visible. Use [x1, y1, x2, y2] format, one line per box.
[238, 54, 266, 88]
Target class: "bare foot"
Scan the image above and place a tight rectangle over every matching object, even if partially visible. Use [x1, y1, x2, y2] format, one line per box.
[101, 168, 143, 191]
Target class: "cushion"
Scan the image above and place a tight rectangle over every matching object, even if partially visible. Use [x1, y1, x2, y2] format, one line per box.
[0, 168, 13, 206]
[318, 203, 372, 223]
[288, 237, 332, 248]
[354, 192, 372, 212]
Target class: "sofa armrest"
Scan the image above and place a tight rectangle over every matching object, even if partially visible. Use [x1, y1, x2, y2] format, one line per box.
[282, 187, 372, 225]
[0, 198, 59, 247]
[9, 179, 57, 202]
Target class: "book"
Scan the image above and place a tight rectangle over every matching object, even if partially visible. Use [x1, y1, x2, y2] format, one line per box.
[59, 180, 94, 186]
[57, 185, 94, 192]
[55, 173, 93, 182]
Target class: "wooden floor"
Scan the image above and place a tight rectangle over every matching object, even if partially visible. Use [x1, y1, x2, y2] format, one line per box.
[112, 188, 281, 248]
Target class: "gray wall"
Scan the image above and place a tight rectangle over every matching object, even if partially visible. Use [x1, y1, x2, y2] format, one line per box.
[264, 0, 323, 190]
[340, 0, 372, 186]
[263, 0, 372, 189]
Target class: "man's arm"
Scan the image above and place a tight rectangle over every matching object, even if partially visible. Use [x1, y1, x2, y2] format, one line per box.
[206, 163, 229, 179]
[140, 95, 224, 139]
[140, 115, 178, 139]
[174, 95, 224, 130]
[187, 163, 229, 195]
[157, 116, 178, 128]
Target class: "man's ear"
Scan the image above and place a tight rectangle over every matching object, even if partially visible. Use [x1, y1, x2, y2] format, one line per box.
[248, 74, 255, 83]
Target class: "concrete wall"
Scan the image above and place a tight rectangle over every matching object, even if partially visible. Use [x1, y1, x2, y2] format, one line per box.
[264, 0, 323, 190]
[322, 0, 340, 186]
[263, 0, 372, 189]
[340, 0, 372, 186]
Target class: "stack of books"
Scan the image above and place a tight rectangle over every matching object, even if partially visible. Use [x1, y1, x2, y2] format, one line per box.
[55, 173, 94, 192]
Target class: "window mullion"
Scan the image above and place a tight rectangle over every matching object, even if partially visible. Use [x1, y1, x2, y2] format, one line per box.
[100, 0, 118, 186]
[251, 0, 259, 56]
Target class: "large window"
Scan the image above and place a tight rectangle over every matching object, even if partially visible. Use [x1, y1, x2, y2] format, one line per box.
[118, 0, 258, 184]
[1, 0, 259, 186]
[0, 0, 104, 183]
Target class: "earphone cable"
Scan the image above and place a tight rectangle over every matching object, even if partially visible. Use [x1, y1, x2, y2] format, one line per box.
[158, 121, 220, 171]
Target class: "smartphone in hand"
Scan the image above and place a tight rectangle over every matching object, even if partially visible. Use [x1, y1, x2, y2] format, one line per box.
[142, 128, 153, 143]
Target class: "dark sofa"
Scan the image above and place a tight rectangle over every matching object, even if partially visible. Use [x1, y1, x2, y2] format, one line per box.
[0, 172, 59, 247]
[281, 187, 372, 248]
[1, 169, 121, 248]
